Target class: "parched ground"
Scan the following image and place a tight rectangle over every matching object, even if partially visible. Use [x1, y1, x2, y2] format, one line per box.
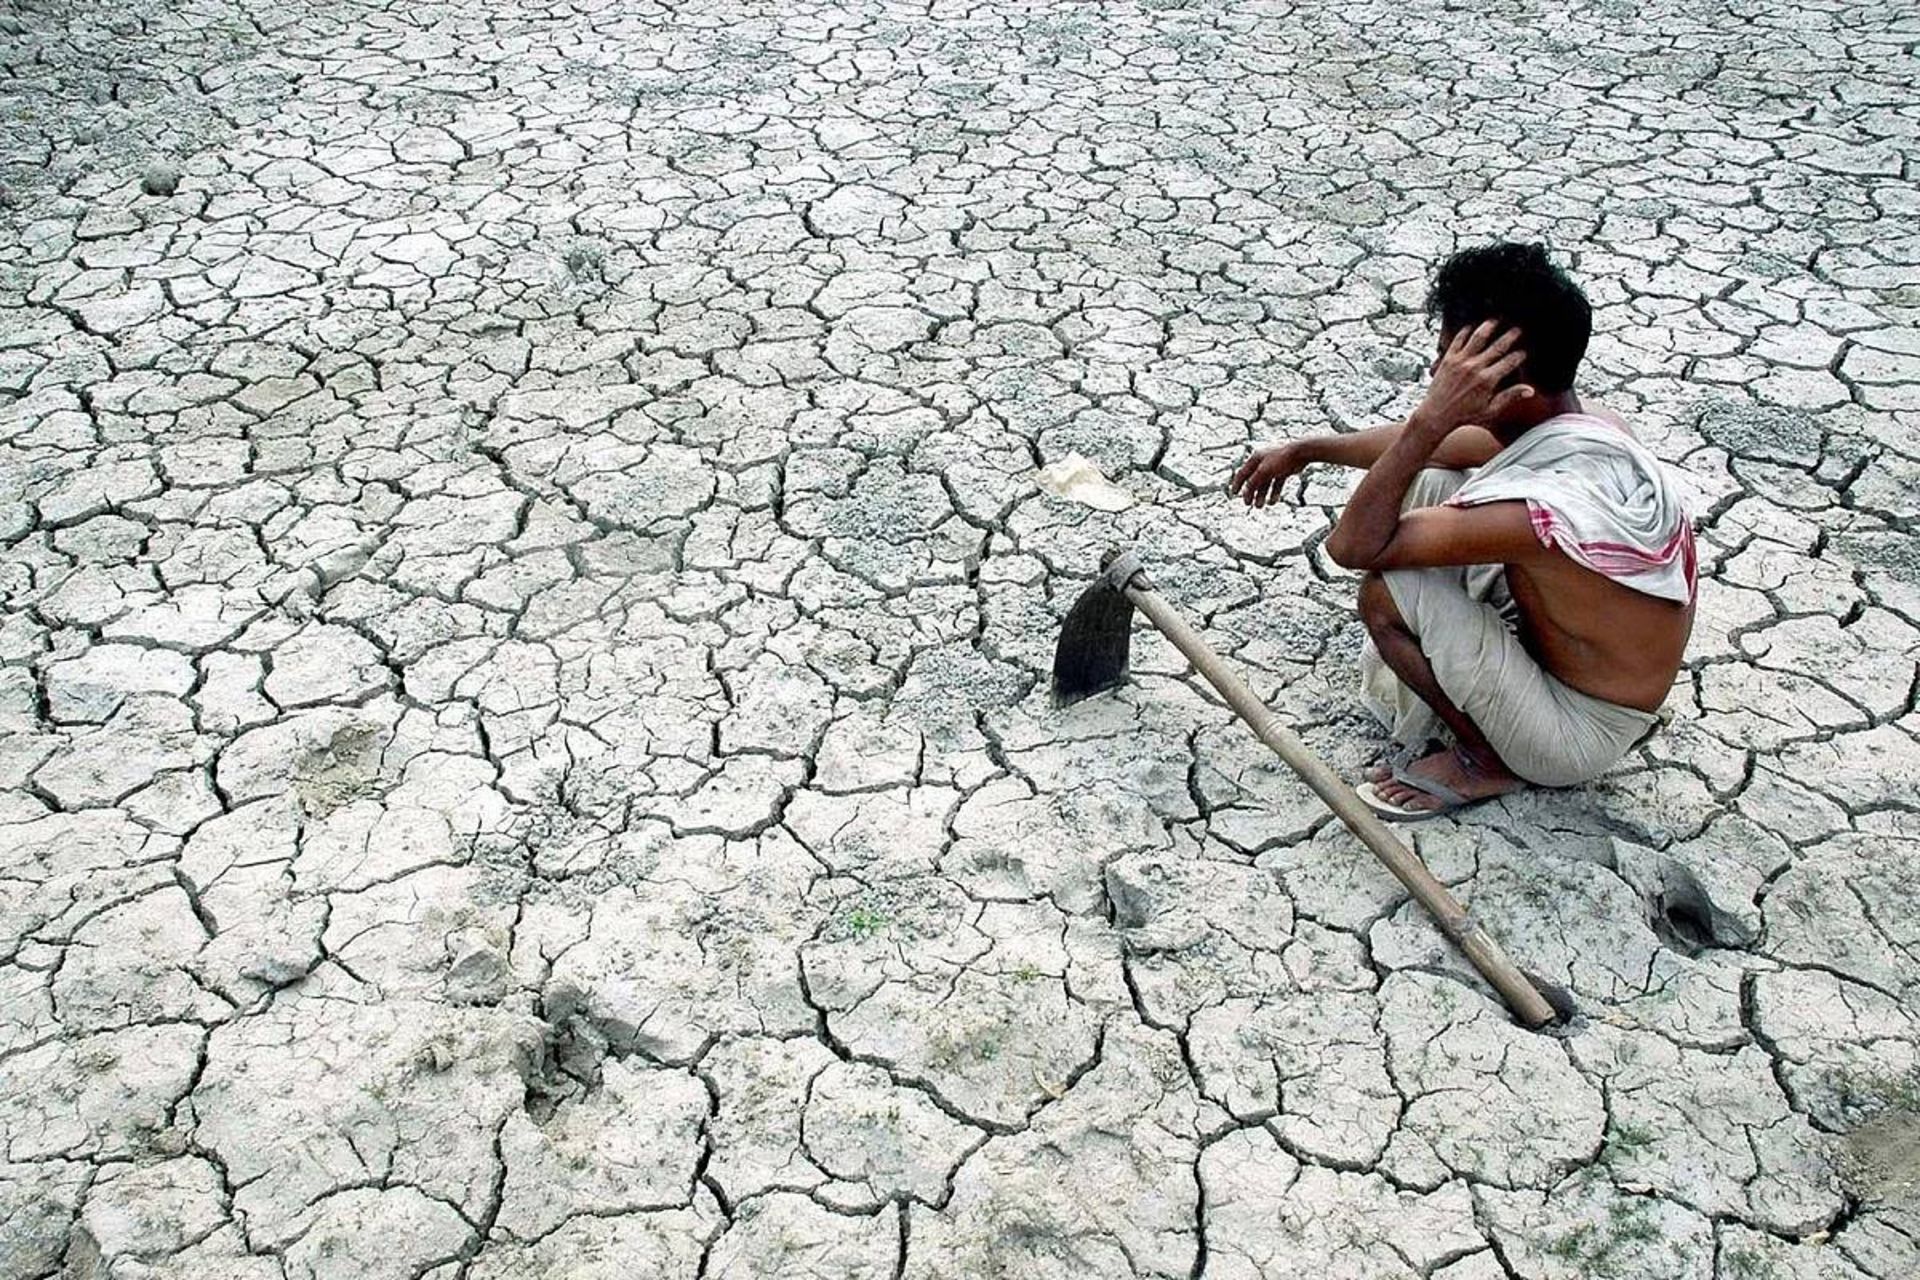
[2, 0, 1918, 1276]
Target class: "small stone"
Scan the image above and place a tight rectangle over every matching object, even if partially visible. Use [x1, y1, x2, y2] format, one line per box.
[444, 939, 509, 1006]
[140, 164, 180, 197]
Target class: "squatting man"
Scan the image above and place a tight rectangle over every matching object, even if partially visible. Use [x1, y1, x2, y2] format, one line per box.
[1231, 243, 1696, 819]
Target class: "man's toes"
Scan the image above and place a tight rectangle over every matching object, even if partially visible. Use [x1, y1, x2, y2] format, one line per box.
[1377, 780, 1436, 810]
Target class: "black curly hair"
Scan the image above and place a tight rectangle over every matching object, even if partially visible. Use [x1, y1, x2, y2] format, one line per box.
[1424, 242, 1591, 393]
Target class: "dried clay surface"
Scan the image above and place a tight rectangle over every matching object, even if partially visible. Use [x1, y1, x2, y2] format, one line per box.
[1, 1, 1917, 1277]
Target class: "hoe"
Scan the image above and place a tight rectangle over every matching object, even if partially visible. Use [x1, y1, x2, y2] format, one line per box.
[1053, 547, 1568, 1029]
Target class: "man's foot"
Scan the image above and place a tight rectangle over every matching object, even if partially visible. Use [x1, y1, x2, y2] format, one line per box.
[1357, 746, 1524, 820]
[1360, 740, 1444, 786]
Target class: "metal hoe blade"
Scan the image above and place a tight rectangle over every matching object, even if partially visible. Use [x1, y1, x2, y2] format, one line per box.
[1051, 550, 1145, 705]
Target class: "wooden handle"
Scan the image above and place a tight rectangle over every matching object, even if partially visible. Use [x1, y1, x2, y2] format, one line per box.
[1124, 581, 1558, 1028]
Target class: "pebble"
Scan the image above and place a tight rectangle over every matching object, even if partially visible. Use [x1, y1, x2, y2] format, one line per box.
[140, 163, 180, 196]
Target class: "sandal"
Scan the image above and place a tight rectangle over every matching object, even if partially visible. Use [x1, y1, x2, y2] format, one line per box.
[1355, 764, 1489, 823]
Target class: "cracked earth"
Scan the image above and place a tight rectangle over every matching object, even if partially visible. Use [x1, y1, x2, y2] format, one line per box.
[2, 0, 1918, 1276]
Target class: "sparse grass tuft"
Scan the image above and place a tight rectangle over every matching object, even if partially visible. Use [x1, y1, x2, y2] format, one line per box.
[1834, 1063, 1920, 1121]
[563, 242, 606, 282]
[844, 905, 889, 941]
[1721, 1244, 1783, 1280]
[1605, 1118, 1658, 1160]
[1544, 1199, 1666, 1277]
[1545, 1223, 1593, 1260]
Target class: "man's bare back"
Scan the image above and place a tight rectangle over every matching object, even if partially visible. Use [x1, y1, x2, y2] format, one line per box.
[1502, 542, 1691, 713]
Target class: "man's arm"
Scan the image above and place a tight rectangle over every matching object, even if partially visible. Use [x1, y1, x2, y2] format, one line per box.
[1330, 500, 1545, 572]
[1325, 321, 1532, 569]
[1230, 420, 1502, 508]
[1310, 421, 1504, 471]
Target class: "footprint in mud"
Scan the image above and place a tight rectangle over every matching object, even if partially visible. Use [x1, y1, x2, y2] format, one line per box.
[1614, 850, 1744, 956]
[1651, 864, 1719, 953]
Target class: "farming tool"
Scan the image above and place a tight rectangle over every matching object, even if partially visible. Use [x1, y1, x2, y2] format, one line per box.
[1052, 547, 1566, 1029]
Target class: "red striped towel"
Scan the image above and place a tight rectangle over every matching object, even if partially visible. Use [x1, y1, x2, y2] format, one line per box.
[1446, 412, 1697, 604]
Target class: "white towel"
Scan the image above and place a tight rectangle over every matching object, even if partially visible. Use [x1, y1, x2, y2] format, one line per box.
[1446, 413, 1697, 604]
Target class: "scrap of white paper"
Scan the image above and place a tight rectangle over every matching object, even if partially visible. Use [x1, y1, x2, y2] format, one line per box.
[1035, 453, 1135, 512]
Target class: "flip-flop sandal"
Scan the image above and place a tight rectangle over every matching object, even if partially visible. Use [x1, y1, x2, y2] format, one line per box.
[1362, 739, 1446, 781]
[1355, 764, 1483, 823]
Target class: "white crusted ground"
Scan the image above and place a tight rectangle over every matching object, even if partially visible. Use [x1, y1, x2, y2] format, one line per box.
[2, 1, 1918, 1277]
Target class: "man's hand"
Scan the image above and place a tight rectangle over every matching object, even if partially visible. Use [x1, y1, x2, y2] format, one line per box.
[1412, 321, 1532, 432]
[1229, 443, 1308, 507]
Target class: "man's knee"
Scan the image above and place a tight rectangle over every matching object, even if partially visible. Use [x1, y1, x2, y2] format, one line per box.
[1358, 572, 1404, 637]
[1403, 467, 1470, 512]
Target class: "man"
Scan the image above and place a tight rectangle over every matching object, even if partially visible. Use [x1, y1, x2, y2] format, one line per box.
[1229, 242, 1695, 819]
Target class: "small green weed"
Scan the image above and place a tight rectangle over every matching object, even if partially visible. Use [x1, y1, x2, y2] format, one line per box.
[1544, 1200, 1664, 1278]
[844, 906, 889, 941]
[1545, 1224, 1593, 1260]
[563, 242, 606, 283]
[1721, 1244, 1782, 1280]
[1606, 1118, 1658, 1158]
[1821, 1062, 1920, 1125]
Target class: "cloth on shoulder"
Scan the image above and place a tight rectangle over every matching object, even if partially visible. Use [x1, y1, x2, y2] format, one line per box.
[1445, 412, 1697, 604]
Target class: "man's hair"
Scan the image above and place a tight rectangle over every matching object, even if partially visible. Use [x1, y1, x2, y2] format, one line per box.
[1424, 242, 1591, 393]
